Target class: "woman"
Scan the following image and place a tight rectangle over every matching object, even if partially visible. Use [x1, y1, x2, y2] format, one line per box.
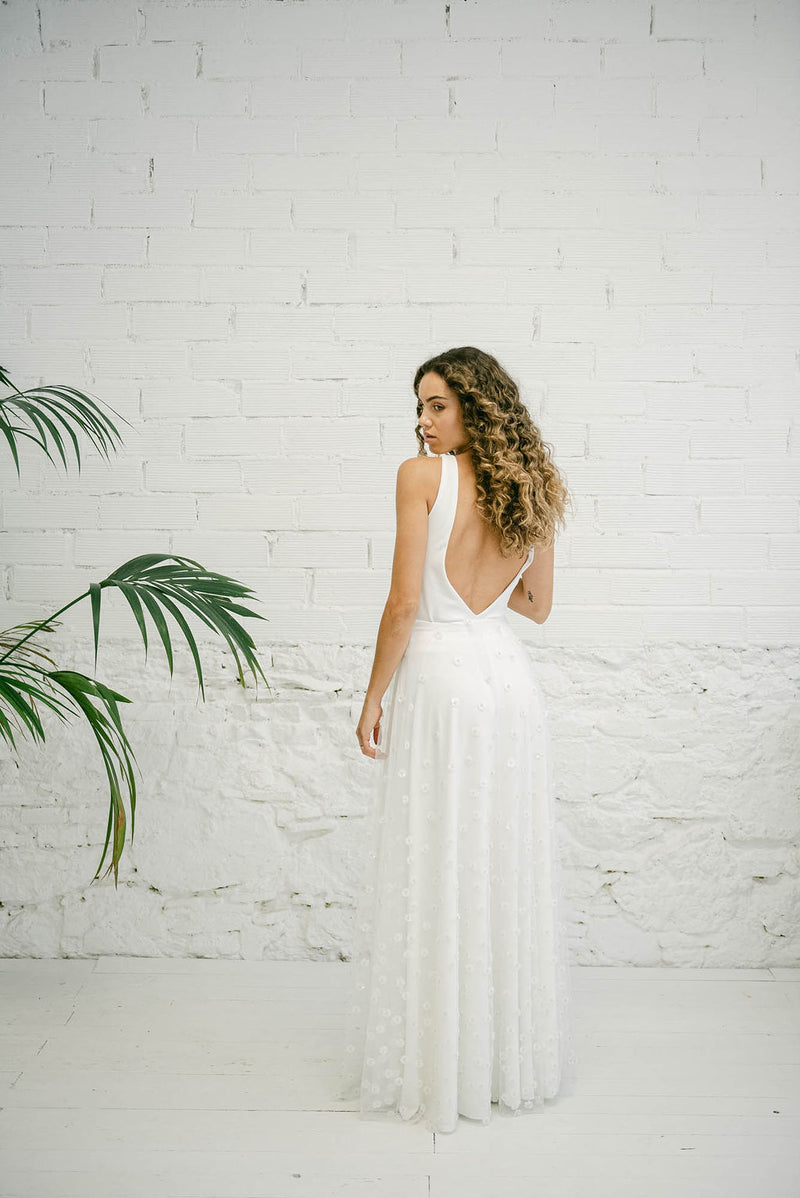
[339, 346, 578, 1133]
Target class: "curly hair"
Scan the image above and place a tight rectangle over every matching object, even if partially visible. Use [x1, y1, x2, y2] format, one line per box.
[413, 346, 573, 555]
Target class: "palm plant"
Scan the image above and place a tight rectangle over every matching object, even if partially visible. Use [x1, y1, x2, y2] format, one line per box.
[0, 365, 269, 886]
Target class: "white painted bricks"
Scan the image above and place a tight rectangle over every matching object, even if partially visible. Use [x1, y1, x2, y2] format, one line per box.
[0, 630, 797, 964]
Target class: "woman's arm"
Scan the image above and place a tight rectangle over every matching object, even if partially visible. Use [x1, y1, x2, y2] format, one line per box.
[507, 539, 555, 624]
[360, 457, 429, 720]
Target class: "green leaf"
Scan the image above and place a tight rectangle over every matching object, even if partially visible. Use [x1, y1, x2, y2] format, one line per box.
[135, 585, 175, 677]
[148, 588, 206, 700]
[89, 582, 102, 673]
[49, 670, 138, 886]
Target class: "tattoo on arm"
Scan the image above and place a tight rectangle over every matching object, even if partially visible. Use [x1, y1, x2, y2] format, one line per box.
[526, 588, 534, 605]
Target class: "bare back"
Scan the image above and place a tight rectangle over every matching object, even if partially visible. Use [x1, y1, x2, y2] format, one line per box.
[426, 453, 529, 618]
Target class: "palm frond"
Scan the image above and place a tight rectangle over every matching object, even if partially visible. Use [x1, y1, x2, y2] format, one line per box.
[0, 555, 271, 883]
[0, 364, 134, 480]
[101, 554, 271, 698]
[0, 621, 138, 882]
[48, 670, 139, 886]
[0, 620, 76, 748]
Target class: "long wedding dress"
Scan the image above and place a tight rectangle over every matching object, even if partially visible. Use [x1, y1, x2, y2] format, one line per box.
[338, 451, 577, 1133]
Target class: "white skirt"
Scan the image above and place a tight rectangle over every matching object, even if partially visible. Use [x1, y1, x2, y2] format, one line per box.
[338, 616, 578, 1134]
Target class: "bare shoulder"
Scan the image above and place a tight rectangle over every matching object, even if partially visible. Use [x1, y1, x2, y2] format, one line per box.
[396, 455, 437, 488]
[397, 454, 436, 477]
[396, 455, 438, 512]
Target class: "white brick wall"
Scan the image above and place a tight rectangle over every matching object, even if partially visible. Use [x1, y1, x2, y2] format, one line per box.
[0, 629, 797, 966]
[0, 0, 798, 961]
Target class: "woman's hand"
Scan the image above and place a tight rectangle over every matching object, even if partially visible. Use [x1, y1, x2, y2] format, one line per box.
[356, 696, 383, 759]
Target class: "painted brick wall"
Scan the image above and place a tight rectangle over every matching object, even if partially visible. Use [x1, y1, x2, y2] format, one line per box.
[0, 0, 798, 961]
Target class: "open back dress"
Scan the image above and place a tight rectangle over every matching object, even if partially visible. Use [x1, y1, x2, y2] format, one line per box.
[338, 450, 577, 1133]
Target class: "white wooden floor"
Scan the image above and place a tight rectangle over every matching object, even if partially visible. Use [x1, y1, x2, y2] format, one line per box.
[0, 959, 798, 1198]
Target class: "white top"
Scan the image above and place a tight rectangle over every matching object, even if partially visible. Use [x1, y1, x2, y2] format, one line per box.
[414, 452, 534, 624]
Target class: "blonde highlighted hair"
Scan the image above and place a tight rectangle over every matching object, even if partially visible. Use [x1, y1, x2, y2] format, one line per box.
[413, 346, 572, 555]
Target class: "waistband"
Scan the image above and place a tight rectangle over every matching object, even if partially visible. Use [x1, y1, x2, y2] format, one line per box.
[412, 615, 507, 630]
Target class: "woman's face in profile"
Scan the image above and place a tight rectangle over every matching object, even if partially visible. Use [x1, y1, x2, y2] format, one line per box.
[416, 371, 467, 455]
